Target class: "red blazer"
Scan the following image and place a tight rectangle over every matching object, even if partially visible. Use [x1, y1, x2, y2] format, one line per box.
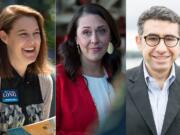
[56, 64, 98, 135]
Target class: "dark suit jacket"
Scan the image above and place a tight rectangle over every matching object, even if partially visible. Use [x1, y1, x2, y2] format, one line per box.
[126, 63, 180, 135]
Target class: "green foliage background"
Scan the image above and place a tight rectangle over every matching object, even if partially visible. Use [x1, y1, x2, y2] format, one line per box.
[0, 0, 55, 49]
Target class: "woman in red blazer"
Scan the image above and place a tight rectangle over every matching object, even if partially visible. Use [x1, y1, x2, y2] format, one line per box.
[56, 3, 122, 135]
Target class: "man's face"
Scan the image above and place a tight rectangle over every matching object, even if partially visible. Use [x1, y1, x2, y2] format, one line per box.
[136, 19, 180, 74]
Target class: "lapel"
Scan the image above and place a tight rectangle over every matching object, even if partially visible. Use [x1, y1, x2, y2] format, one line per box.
[127, 63, 157, 135]
[161, 64, 180, 135]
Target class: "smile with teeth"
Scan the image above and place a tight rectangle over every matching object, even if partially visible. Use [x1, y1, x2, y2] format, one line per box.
[152, 56, 170, 59]
[23, 47, 35, 52]
[22, 47, 37, 60]
[152, 55, 170, 62]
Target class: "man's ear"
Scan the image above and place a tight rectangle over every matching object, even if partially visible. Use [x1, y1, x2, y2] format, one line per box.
[135, 34, 142, 52]
[0, 30, 8, 45]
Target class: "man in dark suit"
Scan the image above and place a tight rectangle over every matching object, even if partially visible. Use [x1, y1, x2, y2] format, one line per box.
[126, 6, 180, 135]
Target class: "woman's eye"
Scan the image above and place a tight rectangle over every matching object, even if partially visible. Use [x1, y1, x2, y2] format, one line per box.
[97, 28, 106, 34]
[19, 33, 28, 37]
[82, 30, 91, 36]
[34, 31, 41, 37]
[34, 31, 40, 35]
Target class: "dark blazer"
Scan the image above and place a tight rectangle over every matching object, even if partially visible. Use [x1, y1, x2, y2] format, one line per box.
[126, 63, 180, 135]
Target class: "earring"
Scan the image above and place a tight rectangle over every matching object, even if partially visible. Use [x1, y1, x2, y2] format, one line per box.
[107, 42, 114, 54]
[77, 44, 81, 54]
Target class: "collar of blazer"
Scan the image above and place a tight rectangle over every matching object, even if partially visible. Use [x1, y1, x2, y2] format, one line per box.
[127, 61, 180, 135]
[161, 63, 180, 135]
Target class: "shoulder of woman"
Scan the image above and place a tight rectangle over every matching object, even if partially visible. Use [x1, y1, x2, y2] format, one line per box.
[38, 74, 53, 100]
[56, 64, 67, 78]
[38, 74, 53, 85]
[56, 64, 64, 72]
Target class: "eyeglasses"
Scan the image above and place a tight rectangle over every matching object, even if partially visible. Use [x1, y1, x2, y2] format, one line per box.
[144, 35, 180, 47]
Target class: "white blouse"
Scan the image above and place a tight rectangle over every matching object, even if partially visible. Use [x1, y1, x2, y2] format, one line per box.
[83, 74, 115, 127]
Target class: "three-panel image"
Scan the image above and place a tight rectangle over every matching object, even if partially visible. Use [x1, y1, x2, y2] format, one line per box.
[0, 0, 180, 135]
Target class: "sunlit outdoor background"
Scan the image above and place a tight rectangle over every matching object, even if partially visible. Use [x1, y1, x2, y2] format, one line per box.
[0, 0, 56, 117]
[0, 0, 55, 64]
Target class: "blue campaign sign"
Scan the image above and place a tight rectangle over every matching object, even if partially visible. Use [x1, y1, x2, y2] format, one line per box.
[1, 89, 19, 103]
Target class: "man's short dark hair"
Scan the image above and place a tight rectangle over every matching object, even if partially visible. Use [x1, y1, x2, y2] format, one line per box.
[137, 6, 180, 35]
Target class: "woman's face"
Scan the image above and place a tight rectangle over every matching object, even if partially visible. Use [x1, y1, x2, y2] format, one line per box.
[2, 16, 41, 67]
[76, 14, 110, 63]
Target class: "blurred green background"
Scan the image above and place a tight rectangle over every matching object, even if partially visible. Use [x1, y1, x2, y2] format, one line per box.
[0, 0, 55, 63]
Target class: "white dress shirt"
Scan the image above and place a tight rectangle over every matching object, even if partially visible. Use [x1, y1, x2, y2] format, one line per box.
[143, 63, 175, 135]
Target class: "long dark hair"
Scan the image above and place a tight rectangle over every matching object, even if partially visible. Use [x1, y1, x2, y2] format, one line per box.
[59, 3, 122, 81]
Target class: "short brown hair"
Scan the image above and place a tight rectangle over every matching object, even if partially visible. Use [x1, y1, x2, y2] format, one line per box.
[137, 6, 180, 36]
[0, 5, 51, 78]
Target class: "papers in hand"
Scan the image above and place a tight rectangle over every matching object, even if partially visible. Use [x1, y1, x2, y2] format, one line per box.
[7, 117, 56, 135]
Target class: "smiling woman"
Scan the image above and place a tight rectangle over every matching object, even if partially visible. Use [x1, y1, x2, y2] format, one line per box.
[76, 14, 111, 65]
[0, 16, 41, 76]
[0, 5, 53, 134]
[56, 3, 122, 135]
